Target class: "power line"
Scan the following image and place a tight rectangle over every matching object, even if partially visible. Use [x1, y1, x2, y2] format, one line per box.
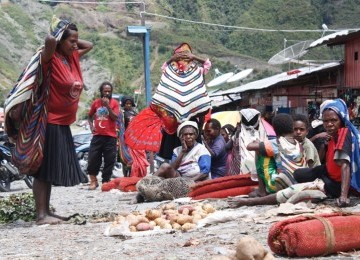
[141, 11, 357, 33]
[39, 0, 145, 6]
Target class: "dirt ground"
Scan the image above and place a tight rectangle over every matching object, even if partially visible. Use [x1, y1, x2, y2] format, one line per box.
[1, 180, 360, 260]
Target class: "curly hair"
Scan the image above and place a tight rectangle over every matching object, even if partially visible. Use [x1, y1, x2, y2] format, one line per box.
[272, 113, 293, 136]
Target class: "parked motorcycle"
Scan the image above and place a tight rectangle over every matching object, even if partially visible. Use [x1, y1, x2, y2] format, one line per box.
[0, 133, 33, 192]
[75, 142, 123, 178]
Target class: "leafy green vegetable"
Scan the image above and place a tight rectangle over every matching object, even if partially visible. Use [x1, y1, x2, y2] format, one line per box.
[0, 193, 36, 223]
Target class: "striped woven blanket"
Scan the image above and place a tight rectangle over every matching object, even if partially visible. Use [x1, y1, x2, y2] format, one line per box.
[4, 16, 69, 175]
[151, 63, 211, 123]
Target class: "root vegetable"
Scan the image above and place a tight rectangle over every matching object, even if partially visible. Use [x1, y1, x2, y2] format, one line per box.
[149, 221, 156, 228]
[145, 209, 162, 220]
[202, 204, 215, 214]
[161, 203, 176, 210]
[172, 223, 182, 230]
[136, 215, 150, 224]
[129, 226, 137, 232]
[154, 217, 167, 227]
[162, 223, 173, 229]
[178, 205, 195, 214]
[126, 214, 139, 226]
[176, 215, 193, 225]
[181, 223, 196, 231]
[136, 222, 152, 231]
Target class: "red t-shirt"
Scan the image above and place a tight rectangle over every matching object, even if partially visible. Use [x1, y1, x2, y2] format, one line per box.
[43, 51, 83, 125]
[326, 128, 352, 182]
[89, 98, 119, 138]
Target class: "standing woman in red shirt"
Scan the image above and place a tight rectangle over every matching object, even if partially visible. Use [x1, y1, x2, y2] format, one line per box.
[33, 17, 93, 224]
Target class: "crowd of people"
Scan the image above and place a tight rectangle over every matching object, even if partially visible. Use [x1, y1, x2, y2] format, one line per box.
[4, 16, 360, 225]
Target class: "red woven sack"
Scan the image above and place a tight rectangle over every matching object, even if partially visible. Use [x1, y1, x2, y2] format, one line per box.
[192, 185, 257, 200]
[123, 185, 137, 192]
[119, 177, 141, 192]
[101, 182, 117, 192]
[189, 174, 257, 197]
[268, 212, 360, 257]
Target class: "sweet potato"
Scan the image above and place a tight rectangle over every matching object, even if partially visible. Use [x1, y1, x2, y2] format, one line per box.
[136, 222, 152, 231]
[178, 205, 195, 214]
[145, 209, 162, 220]
[181, 223, 196, 231]
[176, 214, 193, 225]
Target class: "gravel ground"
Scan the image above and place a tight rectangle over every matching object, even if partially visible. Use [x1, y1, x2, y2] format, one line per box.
[1, 180, 360, 260]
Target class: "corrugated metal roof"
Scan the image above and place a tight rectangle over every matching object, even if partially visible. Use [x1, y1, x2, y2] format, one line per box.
[212, 62, 340, 97]
[307, 29, 360, 49]
[209, 92, 241, 107]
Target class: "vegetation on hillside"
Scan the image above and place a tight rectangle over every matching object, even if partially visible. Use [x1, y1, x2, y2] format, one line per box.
[0, 0, 359, 110]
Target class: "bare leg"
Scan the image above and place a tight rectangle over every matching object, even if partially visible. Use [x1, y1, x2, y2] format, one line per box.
[33, 178, 63, 225]
[46, 184, 68, 221]
[249, 177, 268, 197]
[154, 163, 179, 179]
[227, 194, 277, 208]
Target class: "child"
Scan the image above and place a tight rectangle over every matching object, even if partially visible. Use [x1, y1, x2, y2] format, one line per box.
[246, 113, 307, 197]
[293, 114, 321, 168]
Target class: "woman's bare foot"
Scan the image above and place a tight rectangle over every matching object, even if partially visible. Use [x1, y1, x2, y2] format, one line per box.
[48, 212, 70, 221]
[227, 197, 253, 208]
[36, 215, 64, 225]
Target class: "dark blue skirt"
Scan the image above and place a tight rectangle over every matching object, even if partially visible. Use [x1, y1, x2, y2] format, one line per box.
[35, 123, 86, 186]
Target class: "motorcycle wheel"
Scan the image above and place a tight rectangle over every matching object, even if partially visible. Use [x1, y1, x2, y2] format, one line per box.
[0, 176, 11, 192]
[24, 176, 33, 189]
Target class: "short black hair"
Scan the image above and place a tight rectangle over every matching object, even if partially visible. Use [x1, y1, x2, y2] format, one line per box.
[292, 114, 309, 128]
[207, 118, 221, 130]
[272, 113, 293, 136]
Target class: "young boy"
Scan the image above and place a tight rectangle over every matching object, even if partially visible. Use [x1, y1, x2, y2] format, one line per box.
[293, 114, 321, 168]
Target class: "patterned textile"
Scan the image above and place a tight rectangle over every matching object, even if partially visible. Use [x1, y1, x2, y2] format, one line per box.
[227, 131, 241, 175]
[320, 98, 360, 192]
[257, 137, 307, 193]
[4, 16, 69, 175]
[152, 63, 211, 123]
[276, 178, 326, 203]
[129, 147, 149, 178]
[117, 109, 132, 166]
[239, 109, 274, 175]
[124, 105, 177, 152]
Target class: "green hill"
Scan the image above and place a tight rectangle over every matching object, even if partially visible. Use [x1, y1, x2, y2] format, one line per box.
[0, 0, 359, 118]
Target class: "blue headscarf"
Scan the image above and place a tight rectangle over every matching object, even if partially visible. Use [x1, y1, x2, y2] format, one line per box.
[320, 98, 360, 191]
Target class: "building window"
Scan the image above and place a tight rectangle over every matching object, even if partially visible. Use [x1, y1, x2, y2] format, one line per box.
[355, 51, 358, 61]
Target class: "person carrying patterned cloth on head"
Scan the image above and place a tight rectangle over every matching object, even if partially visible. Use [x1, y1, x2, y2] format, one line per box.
[5, 16, 93, 224]
[124, 42, 212, 153]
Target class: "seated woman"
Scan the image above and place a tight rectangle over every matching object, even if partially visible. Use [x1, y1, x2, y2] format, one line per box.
[294, 98, 360, 207]
[228, 99, 360, 208]
[154, 121, 211, 182]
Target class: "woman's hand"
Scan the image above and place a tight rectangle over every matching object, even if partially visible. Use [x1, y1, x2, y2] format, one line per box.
[336, 196, 350, 207]
[181, 135, 188, 153]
